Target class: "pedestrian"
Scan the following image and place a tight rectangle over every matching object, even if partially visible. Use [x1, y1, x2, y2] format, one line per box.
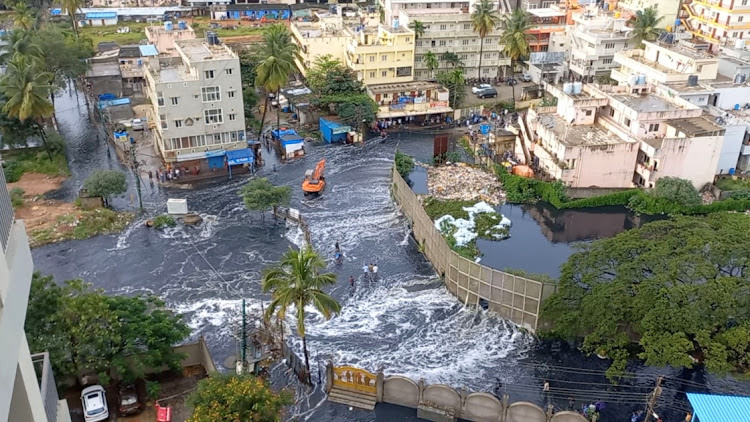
[362, 263, 369, 276]
[568, 397, 575, 411]
[166, 171, 172, 181]
[148, 170, 153, 180]
[335, 240, 340, 252]
[372, 263, 378, 277]
[543, 380, 549, 392]
[175, 168, 180, 179]
[349, 276, 354, 286]
[685, 412, 692, 422]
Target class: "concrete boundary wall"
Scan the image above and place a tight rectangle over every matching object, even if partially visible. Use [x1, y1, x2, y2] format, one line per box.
[391, 166, 557, 331]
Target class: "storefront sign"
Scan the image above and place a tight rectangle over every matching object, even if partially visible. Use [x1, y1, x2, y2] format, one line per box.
[205, 149, 226, 158]
[430, 101, 448, 108]
[390, 103, 406, 110]
[176, 151, 207, 162]
[414, 97, 426, 104]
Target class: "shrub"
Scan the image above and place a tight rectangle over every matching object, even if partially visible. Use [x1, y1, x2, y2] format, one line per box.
[10, 187, 24, 208]
[3, 161, 23, 182]
[558, 190, 639, 209]
[152, 214, 177, 229]
[650, 177, 701, 207]
[395, 150, 415, 179]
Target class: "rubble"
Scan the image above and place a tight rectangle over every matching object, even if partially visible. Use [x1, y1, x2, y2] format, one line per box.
[426, 163, 506, 205]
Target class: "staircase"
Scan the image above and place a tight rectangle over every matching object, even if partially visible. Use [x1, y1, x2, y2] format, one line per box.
[327, 386, 377, 410]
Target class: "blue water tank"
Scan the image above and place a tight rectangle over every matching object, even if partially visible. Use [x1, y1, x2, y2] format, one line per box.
[178, 20, 187, 30]
[729, 168, 736, 175]
[675, 19, 681, 26]
[164, 21, 173, 31]
[637, 74, 647, 85]
[735, 104, 741, 110]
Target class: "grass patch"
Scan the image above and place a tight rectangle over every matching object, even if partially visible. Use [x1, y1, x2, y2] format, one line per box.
[29, 207, 134, 247]
[395, 150, 415, 179]
[716, 177, 750, 191]
[10, 187, 24, 208]
[80, 22, 149, 46]
[503, 268, 556, 284]
[190, 22, 264, 39]
[424, 197, 473, 220]
[2, 149, 69, 183]
[152, 214, 177, 229]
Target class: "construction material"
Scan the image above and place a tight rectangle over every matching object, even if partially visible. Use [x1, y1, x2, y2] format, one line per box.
[427, 164, 505, 205]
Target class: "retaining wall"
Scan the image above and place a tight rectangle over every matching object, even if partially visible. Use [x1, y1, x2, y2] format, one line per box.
[391, 166, 556, 331]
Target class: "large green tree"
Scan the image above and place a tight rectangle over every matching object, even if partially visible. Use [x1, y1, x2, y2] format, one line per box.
[423, 51, 439, 79]
[471, 0, 500, 79]
[187, 374, 292, 422]
[408, 20, 425, 40]
[437, 69, 466, 108]
[26, 273, 191, 385]
[254, 24, 299, 139]
[650, 177, 701, 206]
[262, 247, 341, 381]
[11, 2, 38, 31]
[542, 213, 750, 380]
[35, 26, 94, 104]
[239, 177, 291, 220]
[61, 0, 85, 38]
[631, 7, 664, 47]
[441, 51, 463, 69]
[500, 8, 535, 102]
[305, 55, 346, 93]
[83, 170, 127, 207]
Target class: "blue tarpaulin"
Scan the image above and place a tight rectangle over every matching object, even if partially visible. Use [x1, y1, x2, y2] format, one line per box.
[480, 124, 490, 135]
[139, 45, 159, 57]
[319, 118, 350, 144]
[98, 98, 131, 109]
[50, 8, 62, 15]
[226, 149, 254, 165]
[85, 11, 117, 19]
[686, 393, 750, 422]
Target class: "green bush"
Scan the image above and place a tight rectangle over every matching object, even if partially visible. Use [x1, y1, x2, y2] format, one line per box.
[423, 197, 473, 220]
[1, 147, 69, 183]
[10, 187, 24, 208]
[558, 190, 639, 209]
[3, 161, 23, 183]
[152, 214, 177, 229]
[493, 164, 566, 205]
[650, 177, 701, 207]
[730, 189, 750, 200]
[395, 150, 415, 179]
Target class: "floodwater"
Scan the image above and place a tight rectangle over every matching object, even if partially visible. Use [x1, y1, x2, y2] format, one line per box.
[31, 87, 749, 421]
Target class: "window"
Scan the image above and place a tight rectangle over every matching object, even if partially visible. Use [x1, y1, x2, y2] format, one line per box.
[369, 71, 376, 78]
[439, 24, 447, 30]
[174, 120, 182, 128]
[381, 70, 387, 77]
[605, 43, 615, 49]
[416, 40, 422, 47]
[585, 110, 592, 116]
[201, 86, 221, 102]
[648, 123, 660, 132]
[602, 58, 613, 64]
[228, 91, 236, 98]
[226, 68, 233, 75]
[439, 40, 446, 46]
[229, 113, 236, 121]
[405, 37, 410, 42]
[609, 108, 615, 117]
[739, 16, 745, 22]
[160, 114, 167, 129]
[170, 97, 179, 106]
[462, 39, 470, 45]
[744, 0, 749, 5]
[460, 54, 467, 59]
[204, 70, 215, 79]
[624, 117, 631, 126]
[463, 24, 471, 30]
[484, 53, 491, 58]
[157, 92, 164, 107]
[204, 109, 223, 124]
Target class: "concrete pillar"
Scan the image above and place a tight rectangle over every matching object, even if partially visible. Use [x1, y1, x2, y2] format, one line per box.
[418, 378, 426, 403]
[459, 387, 468, 420]
[376, 370, 384, 403]
[501, 394, 509, 422]
[325, 361, 333, 394]
[546, 403, 554, 421]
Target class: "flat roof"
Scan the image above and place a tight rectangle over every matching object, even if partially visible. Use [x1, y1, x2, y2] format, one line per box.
[400, 8, 468, 16]
[687, 393, 750, 422]
[151, 64, 197, 83]
[368, 81, 444, 94]
[536, 113, 628, 147]
[646, 40, 716, 61]
[667, 116, 723, 137]
[86, 62, 121, 77]
[176, 39, 235, 61]
[227, 3, 291, 11]
[79, 6, 193, 16]
[612, 94, 680, 113]
[528, 8, 566, 18]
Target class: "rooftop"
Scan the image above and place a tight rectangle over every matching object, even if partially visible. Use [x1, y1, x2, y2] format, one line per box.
[149, 63, 197, 83]
[367, 80, 445, 94]
[612, 94, 681, 113]
[176, 39, 235, 61]
[86, 62, 121, 77]
[528, 8, 566, 18]
[536, 113, 627, 147]
[400, 8, 468, 16]
[78, 6, 193, 16]
[667, 116, 724, 137]
[646, 40, 716, 61]
[293, 21, 348, 38]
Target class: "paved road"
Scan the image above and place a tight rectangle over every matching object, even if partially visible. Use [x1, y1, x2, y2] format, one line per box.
[461, 80, 538, 107]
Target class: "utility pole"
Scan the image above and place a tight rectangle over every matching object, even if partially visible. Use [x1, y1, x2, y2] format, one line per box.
[129, 137, 144, 211]
[644, 376, 663, 422]
[241, 298, 247, 369]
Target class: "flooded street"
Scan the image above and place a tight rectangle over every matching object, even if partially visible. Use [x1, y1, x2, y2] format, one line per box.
[31, 88, 749, 421]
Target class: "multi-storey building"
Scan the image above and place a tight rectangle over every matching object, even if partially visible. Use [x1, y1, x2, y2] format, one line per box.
[527, 7, 568, 53]
[146, 23, 197, 57]
[366, 80, 453, 121]
[617, 0, 680, 29]
[683, 0, 750, 46]
[569, 9, 632, 82]
[0, 169, 70, 422]
[399, 8, 510, 79]
[291, 12, 350, 77]
[526, 82, 725, 189]
[344, 24, 415, 85]
[144, 38, 248, 167]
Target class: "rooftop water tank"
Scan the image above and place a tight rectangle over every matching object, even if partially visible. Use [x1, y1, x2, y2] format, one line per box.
[736, 39, 746, 49]
[393, 17, 399, 29]
[178, 20, 187, 30]
[573, 81, 583, 94]
[628, 74, 638, 86]
[563, 82, 573, 94]
[637, 74, 647, 85]
[164, 21, 173, 31]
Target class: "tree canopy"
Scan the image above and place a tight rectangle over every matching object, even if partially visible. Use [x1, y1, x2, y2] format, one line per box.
[437, 69, 467, 109]
[83, 170, 127, 206]
[240, 177, 292, 219]
[650, 177, 702, 207]
[631, 7, 664, 47]
[542, 213, 750, 379]
[470, 0, 500, 76]
[187, 374, 292, 422]
[26, 273, 191, 385]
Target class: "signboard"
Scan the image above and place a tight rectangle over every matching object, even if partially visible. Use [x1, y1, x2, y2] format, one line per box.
[390, 103, 406, 110]
[331, 126, 351, 135]
[396, 66, 412, 77]
[530, 51, 565, 64]
[430, 101, 448, 108]
[414, 97, 426, 104]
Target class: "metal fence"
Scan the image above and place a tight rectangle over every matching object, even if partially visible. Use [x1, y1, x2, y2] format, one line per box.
[0, 167, 15, 252]
[391, 166, 557, 331]
[31, 352, 59, 422]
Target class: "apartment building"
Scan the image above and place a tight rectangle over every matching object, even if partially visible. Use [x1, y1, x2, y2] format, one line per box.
[0, 170, 70, 422]
[146, 23, 197, 57]
[144, 38, 248, 167]
[527, 7, 568, 53]
[345, 24, 415, 85]
[569, 9, 632, 82]
[617, 0, 680, 30]
[398, 8, 510, 79]
[527, 83, 724, 188]
[366, 80, 453, 120]
[683, 0, 750, 46]
[291, 12, 350, 77]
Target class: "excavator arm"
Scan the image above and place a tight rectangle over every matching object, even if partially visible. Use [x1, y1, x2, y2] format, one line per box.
[312, 159, 326, 180]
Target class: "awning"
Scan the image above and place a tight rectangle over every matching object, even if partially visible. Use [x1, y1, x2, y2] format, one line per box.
[686, 393, 750, 422]
[85, 11, 117, 19]
[226, 149, 254, 165]
[376, 106, 454, 119]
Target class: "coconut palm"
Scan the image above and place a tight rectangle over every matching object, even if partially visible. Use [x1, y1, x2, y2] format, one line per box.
[408, 20, 425, 40]
[441, 51, 462, 68]
[500, 8, 535, 103]
[631, 7, 664, 47]
[445, 68, 465, 108]
[12, 3, 37, 31]
[262, 247, 341, 381]
[61, 0, 85, 37]
[0, 30, 43, 64]
[254, 24, 299, 140]
[471, 0, 500, 79]
[423, 51, 439, 79]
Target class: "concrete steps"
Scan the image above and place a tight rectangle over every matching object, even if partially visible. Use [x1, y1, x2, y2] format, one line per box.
[327, 387, 377, 410]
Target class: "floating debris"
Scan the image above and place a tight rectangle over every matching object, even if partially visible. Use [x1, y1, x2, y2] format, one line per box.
[434, 201, 511, 246]
[427, 163, 506, 205]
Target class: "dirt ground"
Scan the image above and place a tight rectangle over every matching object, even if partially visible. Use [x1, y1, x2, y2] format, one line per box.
[7, 173, 76, 232]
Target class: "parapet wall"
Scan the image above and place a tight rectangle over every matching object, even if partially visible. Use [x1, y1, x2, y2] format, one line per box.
[391, 166, 556, 331]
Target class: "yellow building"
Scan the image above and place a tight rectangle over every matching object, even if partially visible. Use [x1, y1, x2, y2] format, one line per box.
[345, 24, 415, 85]
[290, 12, 350, 77]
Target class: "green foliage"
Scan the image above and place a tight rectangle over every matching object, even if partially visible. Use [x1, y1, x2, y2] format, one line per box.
[10, 186, 24, 208]
[441, 51, 463, 68]
[424, 197, 473, 220]
[30, 208, 133, 247]
[493, 164, 567, 205]
[239, 177, 291, 218]
[650, 176, 701, 206]
[239, 50, 258, 89]
[1, 144, 69, 183]
[557, 189, 641, 209]
[542, 213, 750, 379]
[146, 381, 160, 401]
[471, 0, 501, 74]
[152, 214, 177, 230]
[395, 150, 415, 179]
[426, 197, 508, 258]
[313, 93, 377, 128]
[437, 69, 466, 108]
[83, 170, 127, 207]
[408, 20, 425, 40]
[254, 24, 299, 137]
[540, 96, 558, 107]
[423, 51, 439, 77]
[730, 189, 750, 200]
[495, 100, 516, 112]
[35, 25, 93, 94]
[596, 74, 618, 85]
[25, 273, 191, 386]
[306, 55, 364, 96]
[631, 7, 664, 47]
[187, 374, 292, 422]
[503, 268, 557, 284]
[716, 177, 750, 191]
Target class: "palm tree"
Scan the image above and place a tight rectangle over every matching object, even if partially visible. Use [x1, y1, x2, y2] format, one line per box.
[631, 7, 664, 47]
[0, 30, 43, 64]
[0, 53, 54, 158]
[441, 52, 462, 68]
[262, 247, 341, 380]
[254, 24, 299, 140]
[500, 9, 535, 103]
[445, 69, 465, 108]
[61, 0, 85, 38]
[423, 51, 439, 79]
[471, 0, 500, 79]
[408, 20, 425, 40]
[12, 3, 37, 31]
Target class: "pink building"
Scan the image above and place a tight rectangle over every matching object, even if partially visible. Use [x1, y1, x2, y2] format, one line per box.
[145, 24, 197, 57]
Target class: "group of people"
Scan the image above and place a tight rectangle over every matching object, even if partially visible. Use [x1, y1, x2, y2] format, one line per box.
[362, 262, 379, 281]
[154, 165, 201, 183]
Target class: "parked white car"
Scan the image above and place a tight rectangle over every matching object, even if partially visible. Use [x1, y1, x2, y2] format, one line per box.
[81, 385, 109, 422]
[131, 118, 144, 131]
[520, 73, 533, 82]
[471, 84, 492, 94]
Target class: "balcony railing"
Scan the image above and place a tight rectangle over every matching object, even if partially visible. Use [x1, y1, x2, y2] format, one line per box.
[31, 352, 60, 422]
[0, 168, 14, 252]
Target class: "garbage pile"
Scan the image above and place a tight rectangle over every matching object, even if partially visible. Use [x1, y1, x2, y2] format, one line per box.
[427, 163, 506, 205]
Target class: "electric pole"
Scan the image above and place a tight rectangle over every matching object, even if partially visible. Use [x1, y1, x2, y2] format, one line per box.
[129, 137, 143, 211]
[644, 376, 663, 422]
[241, 298, 247, 369]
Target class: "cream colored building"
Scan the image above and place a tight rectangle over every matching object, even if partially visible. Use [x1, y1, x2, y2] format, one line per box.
[366, 80, 453, 120]
[617, 0, 680, 30]
[612, 40, 719, 85]
[684, 0, 750, 46]
[144, 38, 247, 165]
[145, 24, 197, 57]
[398, 8, 510, 79]
[345, 24, 416, 85]
[291, 12, 350, 77]
[0, 169, 71, 422]
[569, 9, 633, 82]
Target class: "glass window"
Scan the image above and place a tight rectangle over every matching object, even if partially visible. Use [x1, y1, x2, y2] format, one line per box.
[228, 91, 236, 98]
[226, 68, 233, 75]
[381, 54, 388, 61]
[381, 70, 387, 77]
[369, 71, 375, 78]
[174, 120, 182, 127]
[204, 70, 215, 79]
[204, 109, 223, 124]
[201, 86, 221, 102]
[170, 97, 179, 105]
[160, 114, 167, 129]
[157, 92, 164, 107]
[229, 114, 236, 121]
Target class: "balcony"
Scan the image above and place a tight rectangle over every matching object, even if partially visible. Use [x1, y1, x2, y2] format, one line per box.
[614, 50, 695, 83]
[635, 161, 654, 181]
[32, 352, 70, 422]
[0, 168, 13, 252]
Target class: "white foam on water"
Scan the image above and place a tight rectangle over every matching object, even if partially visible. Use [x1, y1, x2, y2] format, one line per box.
[110, 215, 145, 251]
[285, 220, 307, 249]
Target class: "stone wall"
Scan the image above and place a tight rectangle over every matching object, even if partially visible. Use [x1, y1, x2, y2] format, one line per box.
[564, 186, 632, 199]
[391, 166, 557, 331]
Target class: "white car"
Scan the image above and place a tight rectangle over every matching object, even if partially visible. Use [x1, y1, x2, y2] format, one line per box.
[520, 73, 532, 82]
[81, 385, 109, 422]
[471, 84, 492, 94]
[131, 118, 144, 131]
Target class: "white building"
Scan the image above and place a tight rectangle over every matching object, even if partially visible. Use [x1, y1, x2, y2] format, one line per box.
[569, 8, 632, 82]
[0, 170, 71, 422]
[144, 38, 248, 167]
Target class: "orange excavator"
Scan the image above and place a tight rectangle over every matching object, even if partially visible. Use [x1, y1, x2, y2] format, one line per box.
[302, 159, 326, 195]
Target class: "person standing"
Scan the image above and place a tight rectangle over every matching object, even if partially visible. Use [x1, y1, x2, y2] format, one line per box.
[372, 263, 378, 279]
[349, 276, 354, 287]
[148, 170, 153, 180]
